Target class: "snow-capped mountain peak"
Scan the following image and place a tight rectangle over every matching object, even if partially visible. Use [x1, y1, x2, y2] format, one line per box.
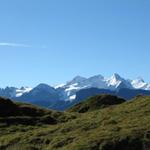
[0, 73, 150, 103]
[111, 73, 122, 80]
[54, 73, 150, 101]
[106, 73, 126, 89]
[54, 83, 65, 89]
[67, 76, 87, 85]
[134, 77, 145, 83]
[87, 74, 104, 81]
[131, 77, 150, 90]
[35, 83, 52, 90]
[16, 87, 32, 97]
[32, 83, 57, 94]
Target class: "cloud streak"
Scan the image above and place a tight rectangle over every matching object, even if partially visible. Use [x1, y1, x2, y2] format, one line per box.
[0, 42, 31, 48]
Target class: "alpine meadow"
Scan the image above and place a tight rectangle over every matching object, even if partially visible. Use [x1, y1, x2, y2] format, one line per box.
[0, 1, 150, 150]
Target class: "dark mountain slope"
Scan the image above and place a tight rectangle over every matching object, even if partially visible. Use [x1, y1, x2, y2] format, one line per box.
[68, 94, 125, 113]
[117, 88, 150, 99]
[16, 83, 61, 104]
[0, 97, 75, 125]
[75, 87, 150, 102]
[75, 88, 115, 102]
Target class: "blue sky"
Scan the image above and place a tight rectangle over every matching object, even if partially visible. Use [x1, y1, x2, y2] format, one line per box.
[0, 0, 150, 87]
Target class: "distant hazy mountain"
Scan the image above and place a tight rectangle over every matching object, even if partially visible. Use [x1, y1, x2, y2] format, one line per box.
[55, 73, 150, 101]
[15, 83, 62, 108]
[0, 73, 150, 110]
[75, 87, 150, 104]
[0, 86, 32, 98]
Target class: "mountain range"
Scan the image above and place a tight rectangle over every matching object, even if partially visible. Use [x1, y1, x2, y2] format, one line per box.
[0, 73, 150, 110]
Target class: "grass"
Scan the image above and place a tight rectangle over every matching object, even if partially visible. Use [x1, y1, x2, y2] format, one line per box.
[67, 94, 125, 113]
[0, 95, 150, 149]
[0, 96, 77, 126]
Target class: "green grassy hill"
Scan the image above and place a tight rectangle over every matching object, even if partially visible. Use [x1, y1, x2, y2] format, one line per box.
[0, 97, 76, 126]
[67, 94, 125, 113]
[0, 95, 150, 150]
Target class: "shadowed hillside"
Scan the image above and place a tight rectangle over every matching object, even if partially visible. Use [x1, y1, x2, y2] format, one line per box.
[0, 97, 76, 125]
[0, 95, 150, 150]
[68, 94, 125, 113]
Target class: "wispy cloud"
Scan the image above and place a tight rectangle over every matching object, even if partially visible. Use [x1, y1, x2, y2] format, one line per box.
[0, 42, 31, 48]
